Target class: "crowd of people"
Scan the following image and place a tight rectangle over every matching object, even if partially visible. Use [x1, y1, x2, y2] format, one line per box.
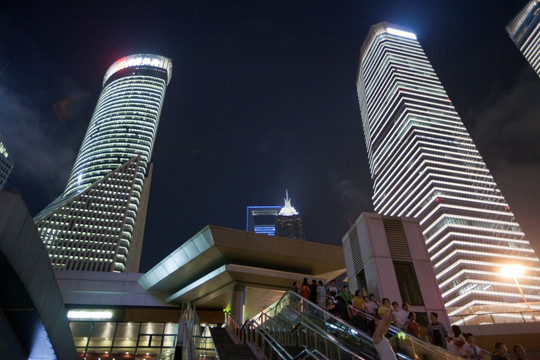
[291, 279, 529, 360]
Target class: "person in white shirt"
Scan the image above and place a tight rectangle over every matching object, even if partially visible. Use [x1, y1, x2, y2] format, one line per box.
[316, 281, 327, 309]
[394, 302, 410, 329]
[463, 333, 483, 360]
[327, 279, 338, 295]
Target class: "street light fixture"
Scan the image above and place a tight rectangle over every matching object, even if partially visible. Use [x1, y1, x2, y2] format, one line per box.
[500, 265, 535, 320]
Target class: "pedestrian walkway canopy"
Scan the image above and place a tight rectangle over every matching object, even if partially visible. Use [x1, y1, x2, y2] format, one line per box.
[139, 225, 345, 320]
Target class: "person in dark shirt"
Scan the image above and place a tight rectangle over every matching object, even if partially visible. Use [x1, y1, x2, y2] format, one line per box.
[309, 279, 318, 303]
[427, 312, 449, 350]
[491, 343, 510, 360]
[513, 345, 527, 360]
[334, 296, 350, 321]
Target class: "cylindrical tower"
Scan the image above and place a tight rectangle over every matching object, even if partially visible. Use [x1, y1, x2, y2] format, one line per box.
[35, 54, 172, 272]
[63, 54, 172, 198]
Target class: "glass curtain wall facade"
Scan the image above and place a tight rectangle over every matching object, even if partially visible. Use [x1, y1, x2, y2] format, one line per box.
[35, 54, 172, 272]
[356, 22, 540, 316]
[506, 0, 540, 77]
[70, 321, 177, 360]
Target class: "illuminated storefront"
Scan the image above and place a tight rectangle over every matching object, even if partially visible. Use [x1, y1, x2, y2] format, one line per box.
[70, 320, 177, 360]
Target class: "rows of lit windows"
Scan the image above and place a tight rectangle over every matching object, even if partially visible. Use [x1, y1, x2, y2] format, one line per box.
[369, 102, 464, 166]
[358, 23, 540, 309]
[365, 53, 439, 121]
[507, 1, 540, 76]
[36, 56, 167, 272]
[432, 240, 535, 266]
[375, 161, 498, 215]
[437, 261, 540, 291]
[372, 115, 469, 177]
[421, 200, 514, 223]
[376, 165, 499, 207]
[367, 68, 445, 120]
[447, 280, 540, 302]
[373, 132, 486, 196]
[363, 35, 427, 93]
[423, 212, 522, 239]
[370, 96, 456, 139]
[37, 157, 143, 271]
[64, 74, 166, 198]
[439, 265, 540, 294]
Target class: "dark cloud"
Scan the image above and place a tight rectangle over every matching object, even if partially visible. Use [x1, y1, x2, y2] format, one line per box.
[466, 67, 540, 256]
[0, 86, 78, 193]
[329, 172, 373, 223]
[469, 67, 540, 168]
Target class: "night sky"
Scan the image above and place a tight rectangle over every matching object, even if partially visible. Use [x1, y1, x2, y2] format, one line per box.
[1, 1, 540, 272]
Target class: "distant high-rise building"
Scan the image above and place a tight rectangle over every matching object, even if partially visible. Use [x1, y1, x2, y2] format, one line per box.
[275, 191, 305, 240]
[357, 22, 540, 318]
[506, 0, 540, 77]
[246, 206, 281, 236]
[0, 133, 14, 190]
[35, 54, 172, 272]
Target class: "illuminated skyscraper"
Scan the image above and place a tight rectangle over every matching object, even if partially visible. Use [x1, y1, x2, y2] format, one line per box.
[0, 133, 14, 190]
[506, 0, 540, 77]
[35, 54, 172, 272]
[246, 206, 281, 236]
[357, 22, 540, 318]
[275, 191, 305, 240]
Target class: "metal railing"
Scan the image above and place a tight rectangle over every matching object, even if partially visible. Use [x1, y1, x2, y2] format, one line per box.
[258, 304, 368, 360]
[179, 302, 218, 360]
[225, 310, 331, 360]
[257, 291, 465, 360]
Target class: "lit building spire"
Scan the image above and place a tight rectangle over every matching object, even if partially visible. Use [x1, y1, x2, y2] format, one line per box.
[279, 190, 298, 216]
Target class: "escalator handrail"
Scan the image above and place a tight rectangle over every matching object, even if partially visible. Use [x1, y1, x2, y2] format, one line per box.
[259, 306, 341, 345]
[265, 291, 466, 360]
[250, 319, 296, 360]
[256, 305, 369, 360]
[225, 310, 296, 360]
[272, 291, 373, 342]
[281, 304, 374, 360]
[292, 347, 331, 360]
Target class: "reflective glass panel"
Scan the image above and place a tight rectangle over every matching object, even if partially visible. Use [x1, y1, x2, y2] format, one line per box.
[151, 335, 163, 347]
[140, 322, 164, 334]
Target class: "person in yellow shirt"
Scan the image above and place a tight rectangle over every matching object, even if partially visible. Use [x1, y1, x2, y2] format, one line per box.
[352, 290, 364, 310]
[378, 298, 391, 318]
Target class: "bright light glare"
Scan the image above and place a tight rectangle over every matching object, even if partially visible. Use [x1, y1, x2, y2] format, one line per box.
[387, 27, 417, 40]
[500, 264, 524, 278]
[67, 310, 113, 320]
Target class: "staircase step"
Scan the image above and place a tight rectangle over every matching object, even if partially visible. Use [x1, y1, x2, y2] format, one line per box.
[210, 327, 256, 360]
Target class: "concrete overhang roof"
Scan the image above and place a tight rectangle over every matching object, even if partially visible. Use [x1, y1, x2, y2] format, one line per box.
[163, 263, 344, 314]
[139, 225, 345, 296]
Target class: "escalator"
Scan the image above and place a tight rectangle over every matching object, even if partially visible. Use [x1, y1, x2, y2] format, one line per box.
[252, 291, 463, 360]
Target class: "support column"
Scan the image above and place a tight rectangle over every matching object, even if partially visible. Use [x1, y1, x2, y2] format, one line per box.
[230, 283, 245, 324]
